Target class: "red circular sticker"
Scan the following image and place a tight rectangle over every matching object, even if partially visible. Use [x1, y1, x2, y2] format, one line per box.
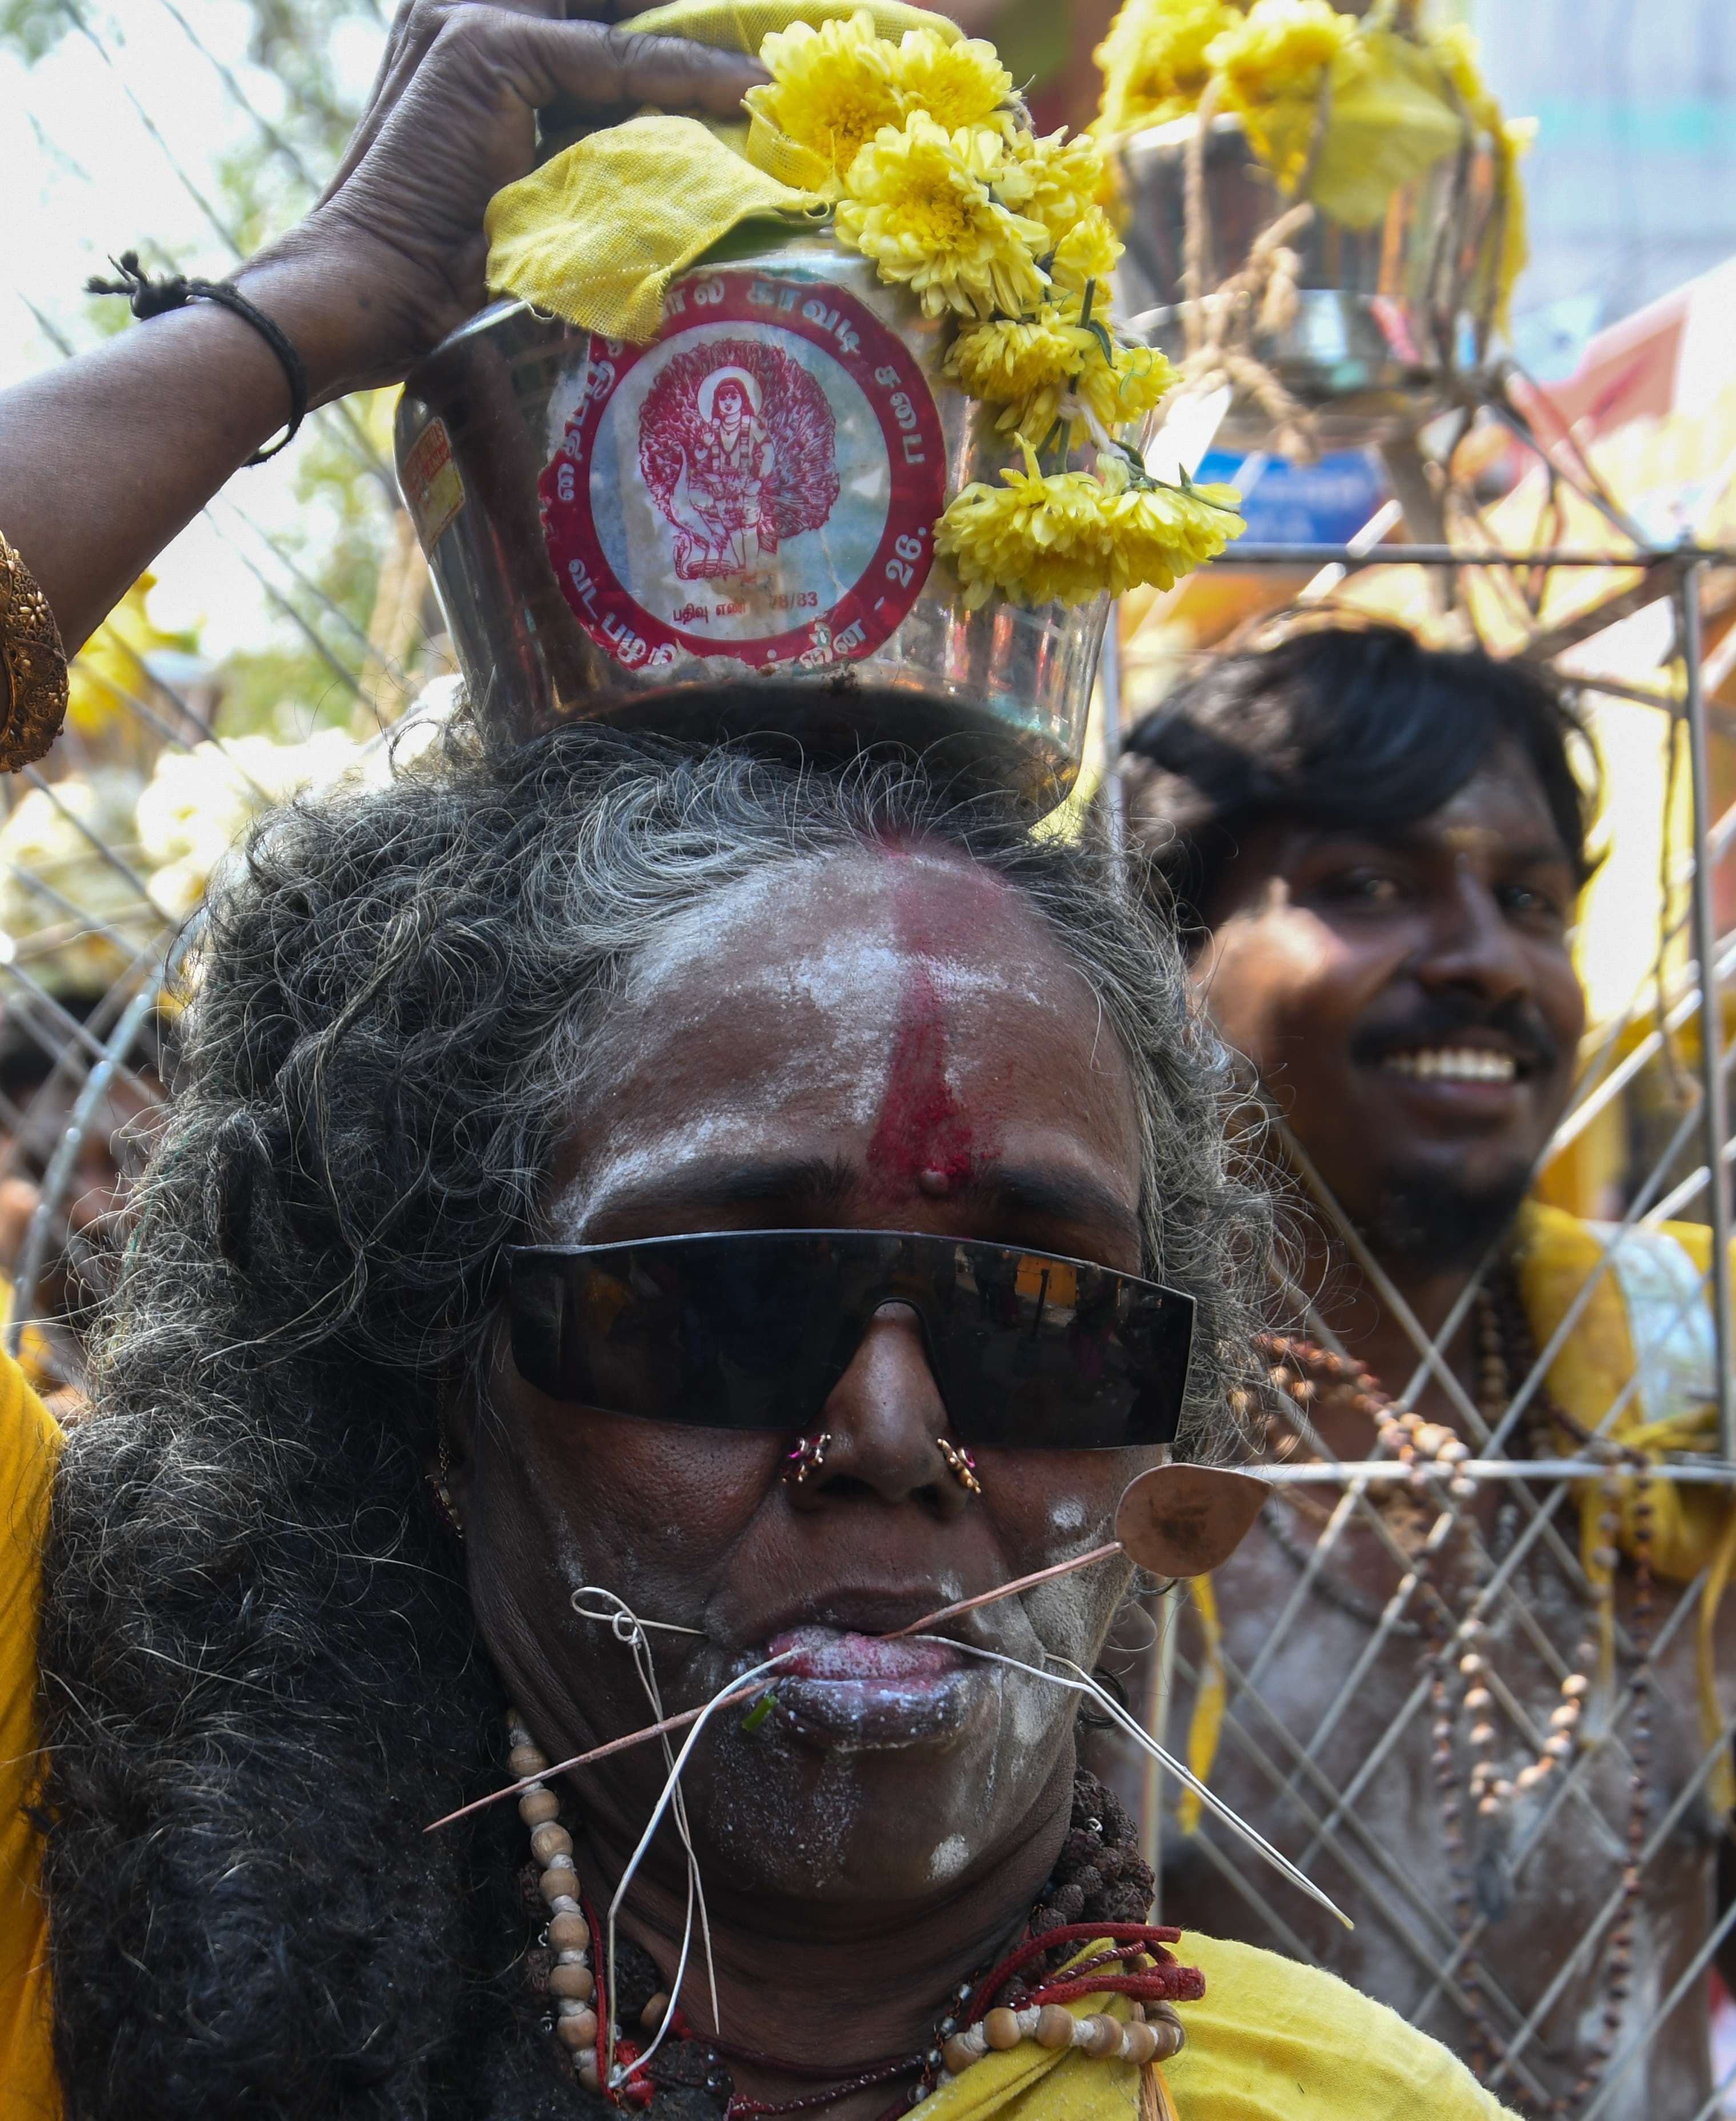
[539, 271, 947, 675]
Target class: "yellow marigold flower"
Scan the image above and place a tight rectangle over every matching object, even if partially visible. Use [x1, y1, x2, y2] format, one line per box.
[889, 27, 1017, 134]
[1050, 206, 1125, 293]
[1094, 0, 1240, 138]
[1101, 462, 1245, 595]
[747, 11, 903, 191]
[998, 133, 1122, 292]
[935, 445, 1117, 610]
[946, 299, 1175, 447]
[1205, 0, 1362, 113]
[836, 116, 1050, 321]
[1006, 127, 1107, 242]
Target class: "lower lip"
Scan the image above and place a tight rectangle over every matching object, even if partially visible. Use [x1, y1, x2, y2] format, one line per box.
[763, 1626, 973, 1749]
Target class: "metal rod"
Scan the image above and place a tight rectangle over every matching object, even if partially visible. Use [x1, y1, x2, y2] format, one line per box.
[1249, 1459, 1736, 1484]
[887, 1542, 1125, 1635]
[1216, 543, 1736, 567]
[1680, 558, 1736, 1459]
[1099, 610, 1125, 855]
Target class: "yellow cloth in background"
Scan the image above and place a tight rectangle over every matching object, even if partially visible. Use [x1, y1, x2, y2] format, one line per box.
[0, 1349, 59, 2119]
[1511, 1199, 1736, 1808]
[1246, 31, 1460, 230]
[1175, 1574, 1221, 1839]
[918, 1935, 1514, 2121]
[483, 0, 957, 343]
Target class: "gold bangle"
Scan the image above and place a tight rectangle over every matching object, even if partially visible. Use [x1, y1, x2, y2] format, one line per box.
[0, 530, 69, 771]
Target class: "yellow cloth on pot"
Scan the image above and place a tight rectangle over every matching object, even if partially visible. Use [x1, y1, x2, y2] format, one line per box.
[484, 0, 958, 345]
[1252, 30, 1458, 228]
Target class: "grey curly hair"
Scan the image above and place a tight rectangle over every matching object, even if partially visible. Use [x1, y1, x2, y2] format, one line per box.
[38, 724, 1273, 2119]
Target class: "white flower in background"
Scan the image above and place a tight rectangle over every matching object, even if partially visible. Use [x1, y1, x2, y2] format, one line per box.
[135, 729, 366, 920]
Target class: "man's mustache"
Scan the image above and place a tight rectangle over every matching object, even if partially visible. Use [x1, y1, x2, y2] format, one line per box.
[1348, 994, 1562, 1076]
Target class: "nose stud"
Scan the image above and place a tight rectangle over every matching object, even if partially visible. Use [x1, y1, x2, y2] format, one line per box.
[782, 1430, 832, 1487]
[936, 1437, 982, 1496]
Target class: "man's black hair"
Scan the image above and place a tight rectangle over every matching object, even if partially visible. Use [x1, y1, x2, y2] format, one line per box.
[1121, 621, 1601, 940]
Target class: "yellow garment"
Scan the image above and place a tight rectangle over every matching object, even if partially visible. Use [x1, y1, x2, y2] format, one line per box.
[0, 1281, 61, 1402]
[484, 0, 958, 343]
[0, 1347, 59, 2119]
[1511, 1200, 1736, 1809]
[919, 1934, 1514, 2121]
[1175, 1574, 1221, 1838]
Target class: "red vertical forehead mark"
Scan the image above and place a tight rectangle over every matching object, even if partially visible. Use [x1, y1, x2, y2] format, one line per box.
[865, 854, 1003, 1197]
[867, 957, 976, 1194]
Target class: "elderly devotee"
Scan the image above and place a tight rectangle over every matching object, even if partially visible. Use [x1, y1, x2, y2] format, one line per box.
[0, 729, 1534, 2121]
[0, 4, 1535, 2115]
[1121, 621, 1733, 2117]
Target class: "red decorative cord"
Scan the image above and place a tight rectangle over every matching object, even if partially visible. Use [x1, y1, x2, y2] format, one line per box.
[968, 1922, 1201, 2020]
[581, 1890, 656, 2111]
[722, 2059, 923, 2118]
[584, 1917, 1204, 2115]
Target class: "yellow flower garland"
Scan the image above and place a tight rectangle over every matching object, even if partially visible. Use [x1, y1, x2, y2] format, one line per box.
[935, 444, 1244, 610]
[835, 115, 1051, 319]
[746, 13, 905, 194]
[745, 7, 1245, 607]
[946, 299, 1176, 450]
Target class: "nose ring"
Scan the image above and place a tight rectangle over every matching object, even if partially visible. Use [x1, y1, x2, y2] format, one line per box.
[936, 1438, 982, 1496]
[783, 1430, 831, 1487]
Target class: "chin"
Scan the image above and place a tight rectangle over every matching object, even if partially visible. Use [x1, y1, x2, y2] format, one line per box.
[691, 1679, 1059, 1900]
[1362, 1163, 1535, 1270]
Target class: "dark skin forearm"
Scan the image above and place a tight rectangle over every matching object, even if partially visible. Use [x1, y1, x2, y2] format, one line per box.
[0, 1, 765, 659]
[0, 257, 376, 654]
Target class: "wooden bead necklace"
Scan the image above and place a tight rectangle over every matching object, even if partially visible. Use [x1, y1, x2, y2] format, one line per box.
[510, 1715, 606, 2091]
[504, 1719, 1197, 2120]
[1256, 1262, 1657, 2117]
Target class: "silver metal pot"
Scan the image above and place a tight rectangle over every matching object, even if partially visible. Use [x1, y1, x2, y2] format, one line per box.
[395, 228, 1112, 807]
[1109, 113, 1502, 449]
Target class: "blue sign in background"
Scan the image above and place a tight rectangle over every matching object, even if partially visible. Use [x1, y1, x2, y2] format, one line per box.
[1197, 449, 1389, 549]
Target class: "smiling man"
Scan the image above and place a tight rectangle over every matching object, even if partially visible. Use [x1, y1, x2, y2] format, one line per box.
[1122, 621, 1734, 2115]
[1127, 622, 1591, 1364]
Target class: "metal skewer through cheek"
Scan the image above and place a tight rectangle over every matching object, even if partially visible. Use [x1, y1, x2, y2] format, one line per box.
[422, 1548, 1130, 1836]
[900, 1634, 1352, 1930]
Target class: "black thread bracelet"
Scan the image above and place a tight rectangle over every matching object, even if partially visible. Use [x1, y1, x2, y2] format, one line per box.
[86, 250, 309, 465]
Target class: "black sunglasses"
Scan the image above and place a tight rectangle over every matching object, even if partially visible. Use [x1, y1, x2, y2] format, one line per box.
[506, 1230, 1194, 1450]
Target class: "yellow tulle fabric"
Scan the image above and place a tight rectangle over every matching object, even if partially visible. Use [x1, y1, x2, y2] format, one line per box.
[483, 0, 959, 343]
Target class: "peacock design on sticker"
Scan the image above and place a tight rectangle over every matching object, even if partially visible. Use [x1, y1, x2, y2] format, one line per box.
[638, 338, 841, 581]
